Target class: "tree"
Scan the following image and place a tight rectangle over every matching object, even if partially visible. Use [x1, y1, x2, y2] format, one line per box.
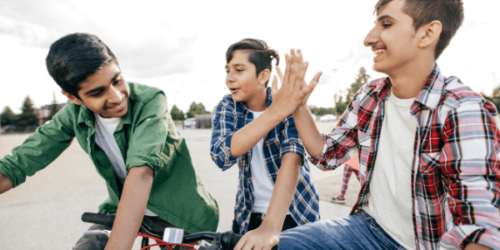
[170, 105, 185, 120]
[1, 106, 17, 126]
[48, 92, 62, 119]
[333, 67, 370, 116]
[186, 102, 210, 118]
[16, 96, 38, 130]
[483, 84, 500, 112]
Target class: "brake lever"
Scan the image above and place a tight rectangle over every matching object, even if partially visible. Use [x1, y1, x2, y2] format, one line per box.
[198, 233, 222, 250]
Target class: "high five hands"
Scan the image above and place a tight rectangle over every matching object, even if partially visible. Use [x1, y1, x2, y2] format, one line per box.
[270, 49, 322, 117]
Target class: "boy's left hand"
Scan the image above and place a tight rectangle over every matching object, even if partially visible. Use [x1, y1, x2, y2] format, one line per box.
[234, 224, 280, 250]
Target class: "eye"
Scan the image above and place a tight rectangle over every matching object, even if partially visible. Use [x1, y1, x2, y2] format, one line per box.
[113, 78, 122, 86]
[236, 68, 244, 72]
[382, 22, 391, 28]
[91, 91, 102, 97]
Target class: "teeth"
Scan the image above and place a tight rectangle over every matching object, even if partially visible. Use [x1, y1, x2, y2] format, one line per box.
[374, 49, 385, 55]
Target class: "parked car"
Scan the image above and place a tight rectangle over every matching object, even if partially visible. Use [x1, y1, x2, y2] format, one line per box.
[184, 118, 196, 128]
[319, 114, 337, 122]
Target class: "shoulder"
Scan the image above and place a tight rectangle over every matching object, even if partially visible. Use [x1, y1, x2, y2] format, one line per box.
[353, 77, 387, 103]
[216, 94, 237, 110]
[439, 76, 497, 120]
[128, 82, 166, 103]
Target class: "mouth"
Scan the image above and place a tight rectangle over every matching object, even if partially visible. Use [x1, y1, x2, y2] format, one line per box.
[106, 99, 127, 111]
[373, 48, 386, 59]
[229, 88, 239, 94]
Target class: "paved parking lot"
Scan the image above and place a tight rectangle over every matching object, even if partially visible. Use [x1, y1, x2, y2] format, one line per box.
[0, 121, 358, 249]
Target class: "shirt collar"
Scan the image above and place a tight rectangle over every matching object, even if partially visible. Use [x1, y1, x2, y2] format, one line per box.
[413, 64, 445, 111]
[235, 87, 273, 112]
[374, 64, 444, 112]
[76, 83, 136, 127]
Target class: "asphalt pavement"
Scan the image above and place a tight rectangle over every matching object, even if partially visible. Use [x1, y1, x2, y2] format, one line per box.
[0, 121, 359, 249]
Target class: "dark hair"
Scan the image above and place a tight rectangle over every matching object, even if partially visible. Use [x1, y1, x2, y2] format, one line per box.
[226, 38, 279, 87]
[46, 33, 118, 98]
[375, 0, 464, 59]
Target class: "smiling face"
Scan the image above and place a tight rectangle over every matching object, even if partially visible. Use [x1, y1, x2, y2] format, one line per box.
[364, 0, 420, 75]
[225, 50, 268, 110]
[63, 62, 129, 118]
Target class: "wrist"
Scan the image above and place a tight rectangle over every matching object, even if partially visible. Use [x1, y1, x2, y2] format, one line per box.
[260, 216, 284, 233]
[268, 104, 291, 121]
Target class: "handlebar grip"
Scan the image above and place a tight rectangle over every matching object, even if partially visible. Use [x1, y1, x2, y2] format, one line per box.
[222, 232, 278, 250]
[228, 233, 241, 249]
[81, 212, 115, 228]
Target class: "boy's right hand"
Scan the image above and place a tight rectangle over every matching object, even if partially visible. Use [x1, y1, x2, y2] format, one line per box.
[270, 49, 322, 117]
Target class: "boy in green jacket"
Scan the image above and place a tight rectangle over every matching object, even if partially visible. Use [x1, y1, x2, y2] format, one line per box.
[0, 33, 218, 250]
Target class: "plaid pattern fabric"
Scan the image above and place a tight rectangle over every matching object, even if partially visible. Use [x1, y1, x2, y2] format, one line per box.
[310, 65, 500, 249]
[338, 164, 360, 199]
[210, 88, 320, 235]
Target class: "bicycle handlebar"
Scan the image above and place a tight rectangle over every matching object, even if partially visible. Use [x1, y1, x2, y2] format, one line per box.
[81, 212, 278, 250]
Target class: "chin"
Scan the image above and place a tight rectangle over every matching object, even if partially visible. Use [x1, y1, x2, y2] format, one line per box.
[372, 63, 388, 74]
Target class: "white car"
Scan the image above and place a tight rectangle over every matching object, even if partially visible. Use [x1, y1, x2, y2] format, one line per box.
[184, 118, 196, 128]
[319, 115, 337, 122]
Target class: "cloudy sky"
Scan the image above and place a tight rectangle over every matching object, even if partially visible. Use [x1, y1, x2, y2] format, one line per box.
[1, 0, 499, 114]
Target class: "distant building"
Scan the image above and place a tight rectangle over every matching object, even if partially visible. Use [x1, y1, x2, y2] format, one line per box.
[37, 103, 66, 126]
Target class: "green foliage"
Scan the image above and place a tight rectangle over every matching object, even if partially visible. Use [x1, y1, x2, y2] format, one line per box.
[16, 96, 38, 130]
[170, 105, 185, 120]
[1, 106, 17, 126]
[310, 106, 336, 116]
[484, 86, 500, 112]
[333, 67, 370, 116]
[186, 102, 210, 118]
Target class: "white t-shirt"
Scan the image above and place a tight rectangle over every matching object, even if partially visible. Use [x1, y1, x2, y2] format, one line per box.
[248, 110, 275, 214]
[94, 113, 157, 217]
[363, 92, 417, 250]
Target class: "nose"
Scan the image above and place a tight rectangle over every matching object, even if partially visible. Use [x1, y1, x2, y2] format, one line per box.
[226, 70, 235, 85]
[108, 85, 123, 104]
[364, 26, 378, 47]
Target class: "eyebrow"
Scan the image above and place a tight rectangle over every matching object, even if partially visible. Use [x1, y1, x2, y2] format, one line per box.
[375, 14, 396, 23]
[84, 71, 121, 96]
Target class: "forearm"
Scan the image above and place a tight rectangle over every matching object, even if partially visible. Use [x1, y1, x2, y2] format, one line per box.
[104, 165, 154, 250]
[230, 106, 289, 157]
[464, 243, 492, 250]
[292, 105, 324, 157]
[261, 153, 301, 230]
[0, 172, 13, 194]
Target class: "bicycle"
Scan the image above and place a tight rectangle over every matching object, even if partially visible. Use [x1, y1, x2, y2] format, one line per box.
[81, 212, 278, 250]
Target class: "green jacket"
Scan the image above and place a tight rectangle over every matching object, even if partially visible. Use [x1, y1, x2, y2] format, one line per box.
[0, 83, 219, 233]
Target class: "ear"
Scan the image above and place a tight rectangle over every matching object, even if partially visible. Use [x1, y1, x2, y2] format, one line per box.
[258, 69, 271, 86]
[418, 20, 442, 49]
[61, 90, 83, 105]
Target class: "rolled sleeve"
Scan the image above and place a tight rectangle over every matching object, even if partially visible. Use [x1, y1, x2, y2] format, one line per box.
[210, 97, 239, 170]
[439, 102, 500, 249]
[279, 115, 305, 160]
[309, 99, 360, 170]
[0, 106, 74, 187]
[126, 92, 169, 174]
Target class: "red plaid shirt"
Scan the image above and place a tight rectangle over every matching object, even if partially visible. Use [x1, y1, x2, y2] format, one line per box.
[311, 65, 500, 249]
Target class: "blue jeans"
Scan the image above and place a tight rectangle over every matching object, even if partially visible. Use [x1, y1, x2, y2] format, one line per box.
[279, 210, 407, 250]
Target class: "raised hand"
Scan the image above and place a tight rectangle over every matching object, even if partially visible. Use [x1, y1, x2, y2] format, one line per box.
[270, 49, 322, 117]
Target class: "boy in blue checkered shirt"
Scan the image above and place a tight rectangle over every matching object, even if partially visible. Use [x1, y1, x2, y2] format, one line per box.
[210, 38, 321, 250]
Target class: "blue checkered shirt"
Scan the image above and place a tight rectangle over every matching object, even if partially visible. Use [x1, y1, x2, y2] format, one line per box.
[210, 88, 320, 234]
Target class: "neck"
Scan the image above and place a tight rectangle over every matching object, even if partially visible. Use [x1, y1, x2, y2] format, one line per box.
[388, 59, 436, 99]
[244, 88, 268, 112]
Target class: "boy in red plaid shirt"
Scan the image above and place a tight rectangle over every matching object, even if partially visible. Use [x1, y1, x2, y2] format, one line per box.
[272, 0, 500, 249]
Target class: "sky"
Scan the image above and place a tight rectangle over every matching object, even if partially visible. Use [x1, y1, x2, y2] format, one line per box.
[1, 0, 499, 114]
